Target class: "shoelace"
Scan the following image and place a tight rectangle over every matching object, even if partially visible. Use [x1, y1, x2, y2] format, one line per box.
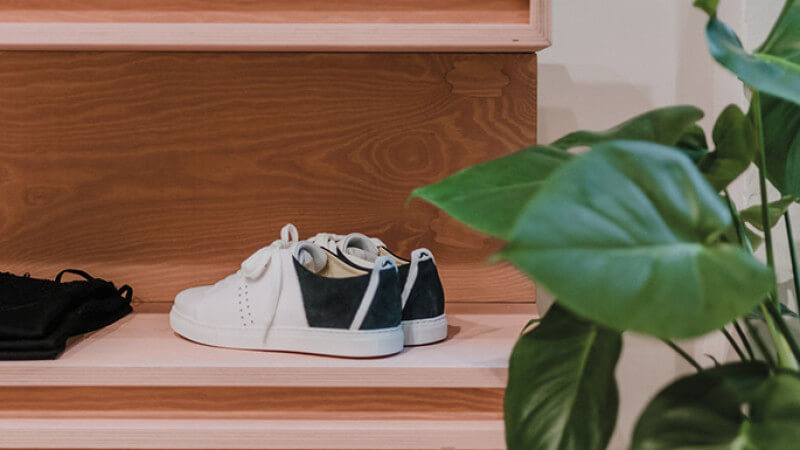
[308, 231, 387, 256]
[217, 224, 299, 340]
[216, 224, 299, 287]
[308, 232, 347, 252]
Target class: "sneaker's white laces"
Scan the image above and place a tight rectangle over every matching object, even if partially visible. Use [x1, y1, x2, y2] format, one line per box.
[240, 224, 299, 279]
[215, 224, 299, 287]
[309, 231, 387, 254]
[308, 232, 346, 252]
[220, 224, 299, 341]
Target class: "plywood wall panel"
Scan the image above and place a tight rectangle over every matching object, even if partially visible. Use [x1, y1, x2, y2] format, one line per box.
[0, 52, 537, 304]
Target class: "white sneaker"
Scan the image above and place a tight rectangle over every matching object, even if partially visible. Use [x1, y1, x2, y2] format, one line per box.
[309, 232, 447, 346]
[170, 225, 404, 358]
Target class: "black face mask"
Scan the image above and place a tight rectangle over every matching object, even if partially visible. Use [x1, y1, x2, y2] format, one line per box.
[0, 269, 132, 360]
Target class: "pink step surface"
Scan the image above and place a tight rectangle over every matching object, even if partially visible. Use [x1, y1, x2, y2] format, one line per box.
[0, 305, 533, 388]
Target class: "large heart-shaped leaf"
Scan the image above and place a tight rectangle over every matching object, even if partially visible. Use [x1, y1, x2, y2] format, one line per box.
[699, 105, 758, 191]
[747, 371, 800, 447]
[412, 106, 705, 240]
[505, 303, 622, 450]
[760, 96, 800, 196]
[632, 362, 800, 449]
[696, 2, 800, 105]
[757, 0, 800, 58]
[550, 105, 704, 151]
[502, 140, 774, 338]
[411, 145, 572, 239]
[757, 0, 800, 197]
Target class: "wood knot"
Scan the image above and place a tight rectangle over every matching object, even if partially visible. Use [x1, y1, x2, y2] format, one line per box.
[25, 186, 66, 207]
[445, 58, 510, 98]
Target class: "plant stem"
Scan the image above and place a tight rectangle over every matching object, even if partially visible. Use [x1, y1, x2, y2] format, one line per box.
[725, 210, 792, 368]
[785, 212, 800, 312]
[721, 327, 748, 361]
[752, 91, 777, 290]
[745, 317, 776, 367]
[733, 320, 756, 360]
[765, 300, 800, 364]
[724, 189, 753, 253]
[662, 339, 702, 372]
[760, 302, 798, 369]
[724, 190, 759, 359]
[751, 89, 797, 368]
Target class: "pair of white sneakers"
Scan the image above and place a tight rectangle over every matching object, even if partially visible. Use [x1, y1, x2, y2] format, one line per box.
[169, 224, 447, 357]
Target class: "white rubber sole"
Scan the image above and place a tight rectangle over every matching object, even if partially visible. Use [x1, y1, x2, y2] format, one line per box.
[170, 308, 404, 358]
[403, 314, 448, 346]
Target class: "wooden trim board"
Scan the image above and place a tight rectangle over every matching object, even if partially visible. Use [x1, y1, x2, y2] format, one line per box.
[0, 418, 506, 449]
[0, 0, 531, 23]
[0, 1, 550, 51]
[0, 386, 504, 420]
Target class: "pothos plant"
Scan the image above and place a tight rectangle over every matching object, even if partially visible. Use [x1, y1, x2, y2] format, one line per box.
[413, 0, 800, 448]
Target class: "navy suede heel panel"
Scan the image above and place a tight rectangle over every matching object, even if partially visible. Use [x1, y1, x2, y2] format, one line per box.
[402, 260, 445, 321]
[360, 269, 402, 330]
[293, 260, 370, 329]
[397, 263, 410, 288]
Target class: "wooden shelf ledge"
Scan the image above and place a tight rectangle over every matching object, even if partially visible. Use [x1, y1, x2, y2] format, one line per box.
[0, 418, 505, 449]
[0, 0, 551, 51]
[0, 306, 531, 388]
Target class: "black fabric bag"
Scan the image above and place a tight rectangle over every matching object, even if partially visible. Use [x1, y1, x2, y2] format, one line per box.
[0, 270, 132, 360]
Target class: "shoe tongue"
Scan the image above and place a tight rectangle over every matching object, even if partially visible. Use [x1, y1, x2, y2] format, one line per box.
[293, 242, 328, 273]
[340, 233, 380, 263]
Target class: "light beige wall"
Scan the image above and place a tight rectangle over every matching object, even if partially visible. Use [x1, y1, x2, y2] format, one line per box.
[537, 0, 747, 143]
[535, 1, 785, 448]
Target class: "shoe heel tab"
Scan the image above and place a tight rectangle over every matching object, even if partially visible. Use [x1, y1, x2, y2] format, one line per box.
[375, 255, 398, 272]
[355, 255, 402, 330]
[411, 248, 435, 265]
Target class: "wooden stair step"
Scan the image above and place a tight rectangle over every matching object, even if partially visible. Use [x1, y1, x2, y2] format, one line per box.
[0, 305, 531, 449]
[0, 306, 528, 388]
[0, 1, 550, 51]
[0, 418, 506, 449]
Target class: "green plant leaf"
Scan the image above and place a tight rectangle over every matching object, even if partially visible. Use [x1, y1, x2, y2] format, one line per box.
[505, 304, 622, 450]
[693, 0, 720, 16]
[502, 140, 774, 338]
[550, 105, 704, 150]
[410, 145, 572, 239]
[721, 222, 764, 249]
[747, 372, 800, 448]
[740, 195, 796, 231]
[632, 362, 800, 449]
[697, 7, 800, 105]
[757, 0, 800, 197]
[676, 123, 710, 162]
[412, 106, 705, 240]
[699, 105, 758, 191]
[759, 96, 800, 196]
[757, 0, 800, 58]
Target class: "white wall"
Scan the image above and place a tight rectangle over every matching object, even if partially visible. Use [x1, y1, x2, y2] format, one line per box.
[537, 0, 747, 143]
[534, 0, 785, 448]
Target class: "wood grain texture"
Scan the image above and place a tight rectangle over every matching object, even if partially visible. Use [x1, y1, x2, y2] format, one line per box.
[0, 386, 503, 420]
[0, 311, 528, 388]
[0, 52, 537, 304]
[0, 0, 529, 23]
